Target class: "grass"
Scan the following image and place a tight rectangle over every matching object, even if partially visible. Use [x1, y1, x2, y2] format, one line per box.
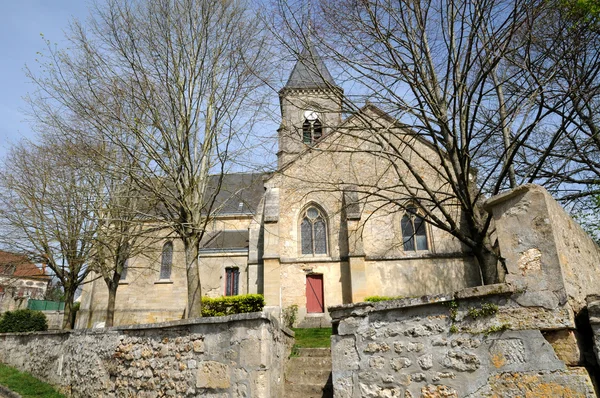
[0, 363, 64, 398]
[292, 327, 332, 348]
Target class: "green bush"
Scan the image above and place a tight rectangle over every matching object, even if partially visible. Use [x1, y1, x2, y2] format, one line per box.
[201, 294, 265, 317]
[365, 295, 403, 302]
[0, 309, 48, 333]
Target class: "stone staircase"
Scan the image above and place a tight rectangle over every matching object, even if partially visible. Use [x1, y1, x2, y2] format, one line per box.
[285, 348, 333, 398]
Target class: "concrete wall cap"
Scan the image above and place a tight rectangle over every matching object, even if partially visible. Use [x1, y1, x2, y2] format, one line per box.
[328, 284, 515, 321]
[0, 312, 281, 336]
[483, 184, 545, 212]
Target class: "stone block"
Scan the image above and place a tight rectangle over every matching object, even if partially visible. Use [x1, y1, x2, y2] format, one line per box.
[543, 329, 583, 366]
[196, 361, 231, 389]
[331, 335, 359, 371]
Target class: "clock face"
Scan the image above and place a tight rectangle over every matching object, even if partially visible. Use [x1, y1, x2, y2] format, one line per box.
[304, 110, 318, 121]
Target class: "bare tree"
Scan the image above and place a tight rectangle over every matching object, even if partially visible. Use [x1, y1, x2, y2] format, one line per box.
[0, 136, 99, 329]
[87, 140, 160, 327]
[27, 0, 272, 317]
[519, 3, 600, 208]
[271, 0, 565, 284]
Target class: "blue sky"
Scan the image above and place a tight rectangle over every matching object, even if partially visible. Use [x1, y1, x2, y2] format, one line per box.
[0, 1, 90, 159]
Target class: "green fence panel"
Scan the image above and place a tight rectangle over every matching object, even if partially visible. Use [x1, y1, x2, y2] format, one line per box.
[27, 300, 65, 311]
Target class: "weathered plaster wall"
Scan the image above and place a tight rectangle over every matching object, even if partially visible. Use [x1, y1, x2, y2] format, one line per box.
[330, 286, 595, 398]
[0, 313, 293, 398]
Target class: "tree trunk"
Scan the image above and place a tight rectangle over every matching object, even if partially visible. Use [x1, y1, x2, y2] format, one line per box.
[184, 237, 202, 318]
[62, 290, 75, 330]
[105, 282, 117, 327]
[473, 240, 504, 285]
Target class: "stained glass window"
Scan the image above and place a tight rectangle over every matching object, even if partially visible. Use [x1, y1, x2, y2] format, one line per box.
[160, 241, 173, 280]
[301, 206, 328, 255]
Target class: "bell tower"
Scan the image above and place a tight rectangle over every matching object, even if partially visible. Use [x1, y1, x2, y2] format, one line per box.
[278, 45, 343, 169]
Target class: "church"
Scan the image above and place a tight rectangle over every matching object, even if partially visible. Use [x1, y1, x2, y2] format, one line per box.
[77, 47, 481, 328]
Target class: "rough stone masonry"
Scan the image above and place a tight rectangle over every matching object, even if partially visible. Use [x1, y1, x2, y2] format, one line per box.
[0, 312, 293, 397]
[329, 185, 600, 397]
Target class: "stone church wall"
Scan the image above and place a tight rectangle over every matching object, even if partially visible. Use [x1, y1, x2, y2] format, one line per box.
[0, 312, 293, 398]
[77, 218, 253, 328]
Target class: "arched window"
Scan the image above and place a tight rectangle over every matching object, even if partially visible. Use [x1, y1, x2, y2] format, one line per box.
[120, 259, 129, 281]
[303, 119, 312, 144]
[301, 206, 328, 255]
[302, 118, 323, 144]
[401, 206, 429, 251]
[160, 241, 173, 280]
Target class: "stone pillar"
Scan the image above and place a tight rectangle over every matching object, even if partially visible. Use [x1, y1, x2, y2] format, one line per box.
[485, 184, 600, 314]
[484, 184, 568, 311]
[263, 258, 281, 307]
[247, 197, 265, 295]
[262, 188, 280, 308]
[349, 256, 367, 303]
[344, 188, 367, 303]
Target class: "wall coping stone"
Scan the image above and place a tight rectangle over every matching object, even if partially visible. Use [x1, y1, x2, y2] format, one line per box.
[328, 283, 515, 321]
[0, 311, 295, 339]
[482, 183, 537, 211]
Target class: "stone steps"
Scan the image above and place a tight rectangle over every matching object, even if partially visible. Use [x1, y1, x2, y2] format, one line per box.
[285, 347, 333, 398]
[296, 347, 332, 357]
[285, 382, 333, 398]
[297, 315, 332, 328]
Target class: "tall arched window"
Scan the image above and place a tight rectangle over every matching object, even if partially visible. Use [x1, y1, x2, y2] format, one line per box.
[120, 259, 129, 281]
[160, 241, 173, 280]
[301, 206, 328, 255]
[302, 118, 323, 144]
[401, 206, 429, 251]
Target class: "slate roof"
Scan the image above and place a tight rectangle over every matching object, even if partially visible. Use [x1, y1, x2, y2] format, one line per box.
[284, 45, 337, 90]
[209, 173, 266, 215]
[0, 251, 50, 279]
[200, 230, 249, 251]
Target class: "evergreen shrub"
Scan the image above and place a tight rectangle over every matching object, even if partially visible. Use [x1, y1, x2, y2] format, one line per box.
[0, 309, 48, 333]
[201, 294, 265, 317]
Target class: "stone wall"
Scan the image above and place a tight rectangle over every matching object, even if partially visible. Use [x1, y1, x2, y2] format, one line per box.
[329, 184, 600, 397]
[0, 312, 293, 397]
[330, 286, 596, 397]
[587, 295, 600, 370]
[43, 310, 64, 330]
[485, 184, 600, 313]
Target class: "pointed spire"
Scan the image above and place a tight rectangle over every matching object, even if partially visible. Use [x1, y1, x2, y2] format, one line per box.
[283, 43, 337, 90]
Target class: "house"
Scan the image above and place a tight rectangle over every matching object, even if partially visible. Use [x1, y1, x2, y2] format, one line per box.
[0, 250, 51, 313]
[77, 47, 480, 328]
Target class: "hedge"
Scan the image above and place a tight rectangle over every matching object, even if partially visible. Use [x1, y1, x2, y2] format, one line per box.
[201, 294, 265, 317]
[364, 295, 403, 302]
[0, 309, 48, 333]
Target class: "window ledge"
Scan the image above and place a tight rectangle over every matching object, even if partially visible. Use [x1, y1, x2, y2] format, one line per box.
[118, 281, 129, 285]
[154, 280, 173, 285]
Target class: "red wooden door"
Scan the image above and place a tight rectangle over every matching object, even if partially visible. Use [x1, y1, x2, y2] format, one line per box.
[306, 274, 324, 313]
